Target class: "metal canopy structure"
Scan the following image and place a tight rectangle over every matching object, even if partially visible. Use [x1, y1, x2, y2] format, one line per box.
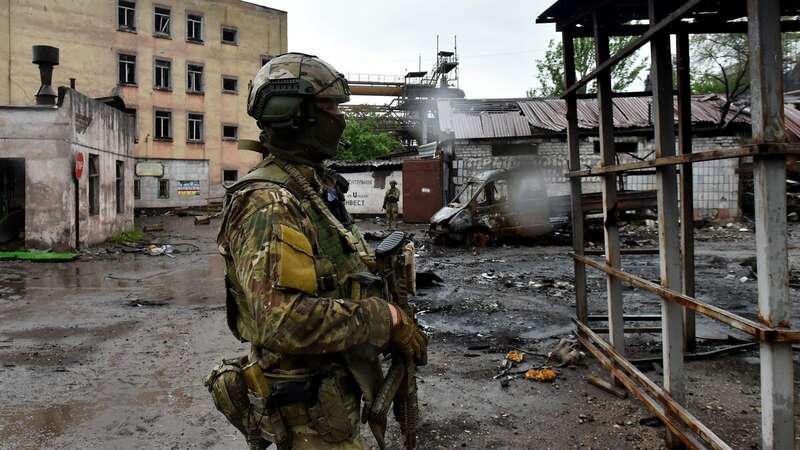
[537, 0, 800, 448]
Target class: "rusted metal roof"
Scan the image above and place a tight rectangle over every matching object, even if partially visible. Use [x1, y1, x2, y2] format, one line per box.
[438, 96, 800, 141]
[516, 96, 753, 132]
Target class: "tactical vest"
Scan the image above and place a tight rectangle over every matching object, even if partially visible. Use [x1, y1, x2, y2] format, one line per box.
[220, 157, 382, 342]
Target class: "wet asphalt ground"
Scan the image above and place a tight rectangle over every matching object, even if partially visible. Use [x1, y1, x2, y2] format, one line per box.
[1, 216, 800, 449]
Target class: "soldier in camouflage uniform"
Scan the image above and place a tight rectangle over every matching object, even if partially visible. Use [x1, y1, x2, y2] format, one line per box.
[205, 53, 427, 450]
[382, 181, 400, 230]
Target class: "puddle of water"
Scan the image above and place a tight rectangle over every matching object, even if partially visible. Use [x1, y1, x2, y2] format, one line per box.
[0, 401, 97, 449]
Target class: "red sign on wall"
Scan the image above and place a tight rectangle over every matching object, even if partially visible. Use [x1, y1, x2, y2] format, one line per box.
[74, 153, 85, 179]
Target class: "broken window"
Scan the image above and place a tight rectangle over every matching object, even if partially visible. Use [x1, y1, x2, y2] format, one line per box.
[154, 110, 171, 139]
[223, 170, 239, 183]
[221, 26, 238, 44]
[593, 141, 638, 155]
[158, 179, 170, 199]
[187, 13, 203, 42]
[187, 64, 203, 93]
[116, 161, 124, 214]
[124, 107, 137, 142]
[88, 154, 99, 216]
[154, 58, 171, 89]
[222, 76, 238, 93]
[134, 178, 141, 200]
[491, 143, 538, 156]
[187, 113, 203, 142]
[154, 6, 170, 36]
[118, 0, 136, 31]
[222, 124, 238, 140]
[118, 54, 136, 85]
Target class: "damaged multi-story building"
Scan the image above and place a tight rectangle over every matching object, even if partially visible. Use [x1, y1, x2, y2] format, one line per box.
[0, 0, 287, 208]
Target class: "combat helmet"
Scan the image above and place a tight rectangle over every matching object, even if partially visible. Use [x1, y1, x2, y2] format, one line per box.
[247, 53, 350, 129]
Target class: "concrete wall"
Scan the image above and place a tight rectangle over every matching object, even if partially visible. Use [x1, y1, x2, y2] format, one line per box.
[0, 0, 287, 202]
[450, 133, 746, 220]
[339, 170, 403, 215]
[0, 89, 135, 249]
[135, 158, 210, 208]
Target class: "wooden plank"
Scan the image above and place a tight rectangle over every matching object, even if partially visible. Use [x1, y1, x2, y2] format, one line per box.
[676, 31, 696, 352]
[650, 5, 685, 439]
[747, 1, 795, 447]
[567, 144, 800, 178]
[564, 31, 588, 325]
[562, 0, 705, 98]
[593, 14, 624, 356]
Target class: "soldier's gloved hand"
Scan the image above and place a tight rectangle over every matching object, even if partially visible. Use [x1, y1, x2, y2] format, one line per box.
[389, 305, 428, 366]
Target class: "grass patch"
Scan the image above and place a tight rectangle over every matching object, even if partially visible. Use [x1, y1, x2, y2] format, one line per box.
[0, 251, 79, 262]
[110, 229, 146, 244]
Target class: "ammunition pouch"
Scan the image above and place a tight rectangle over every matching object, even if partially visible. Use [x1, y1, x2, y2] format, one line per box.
[247, 366, 360, 446]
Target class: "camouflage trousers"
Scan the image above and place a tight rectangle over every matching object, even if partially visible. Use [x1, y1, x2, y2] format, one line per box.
[385, 203, 399, 230]
[286, 424, 364, 449]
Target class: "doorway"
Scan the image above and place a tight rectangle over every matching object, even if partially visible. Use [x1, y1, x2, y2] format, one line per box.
[0, 158, 25, 247]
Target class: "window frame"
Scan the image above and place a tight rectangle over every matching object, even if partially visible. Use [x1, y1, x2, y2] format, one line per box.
[153, 5, 171, 37]
[158, 179, 170, 199]
[186, 12, 204, 43]
[153, 57, 172, 90]
[223, 169, 239, 183]
[117, 52, 137, 86]
[115, 160, 125, 214]
[134, 178, 141, 200]
[187, 112, 204, 143]
[187, 63, 204, 94]
[222, 123, 239, 141]
[88, 154, 100, 216]
[221, 26, 239, 45]
[117, 0, 136, 31]
[154, 109, 173, 141]
[221, 75, 238, 94]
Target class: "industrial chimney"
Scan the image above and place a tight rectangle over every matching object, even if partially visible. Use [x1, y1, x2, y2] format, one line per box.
[32, 45, 59, 106]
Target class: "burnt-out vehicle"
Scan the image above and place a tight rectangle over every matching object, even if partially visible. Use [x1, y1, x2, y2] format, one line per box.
[429, 167, 658, 244]
[429, 167, 555, 244]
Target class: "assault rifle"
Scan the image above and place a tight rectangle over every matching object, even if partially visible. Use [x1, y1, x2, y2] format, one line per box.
[370, 231, 423, 450]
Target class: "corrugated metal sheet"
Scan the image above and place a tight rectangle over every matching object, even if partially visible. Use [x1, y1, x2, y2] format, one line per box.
[438, 96, 800, 141]
[516, 96, 755, 132]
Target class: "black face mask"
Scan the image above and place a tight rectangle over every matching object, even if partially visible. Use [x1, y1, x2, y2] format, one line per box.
[307, 105, 346, 158]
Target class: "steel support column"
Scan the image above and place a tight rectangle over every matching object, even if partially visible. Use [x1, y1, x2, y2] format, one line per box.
[747, 1, 795, 448]
[564, 31, 587, 325]
[676, 31, 696, 352]
[649, 4, 685, 449]
[593, 14, 624, 355]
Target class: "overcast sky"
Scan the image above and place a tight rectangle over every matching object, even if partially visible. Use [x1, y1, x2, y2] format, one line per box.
[251, 0, 562, 102]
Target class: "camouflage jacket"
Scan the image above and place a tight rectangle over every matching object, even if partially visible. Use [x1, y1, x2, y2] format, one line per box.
[384, 187, 400, 204]
[217, 157, 392, 360]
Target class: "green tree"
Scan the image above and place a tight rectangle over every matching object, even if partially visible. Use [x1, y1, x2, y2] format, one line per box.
[530, 37, 649, 97]
[336, 115, 402, 161]
[690, 32, 800, 127]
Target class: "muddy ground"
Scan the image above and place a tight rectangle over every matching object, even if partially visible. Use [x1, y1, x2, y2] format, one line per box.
[1, 215, 800, 449]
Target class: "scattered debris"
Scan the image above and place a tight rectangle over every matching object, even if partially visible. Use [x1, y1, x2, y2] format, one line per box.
[416, 271, 444, 289]
[547, 338, 584, 367]
[194, 216, 211, 225]
[524, 368, 557, 382]
[639, 416, 663, 428]
[505, 351, 525, 363]
[142, 224, 164, 233]
[586, 375, 628, 399]
[145, 244, 174, 257]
